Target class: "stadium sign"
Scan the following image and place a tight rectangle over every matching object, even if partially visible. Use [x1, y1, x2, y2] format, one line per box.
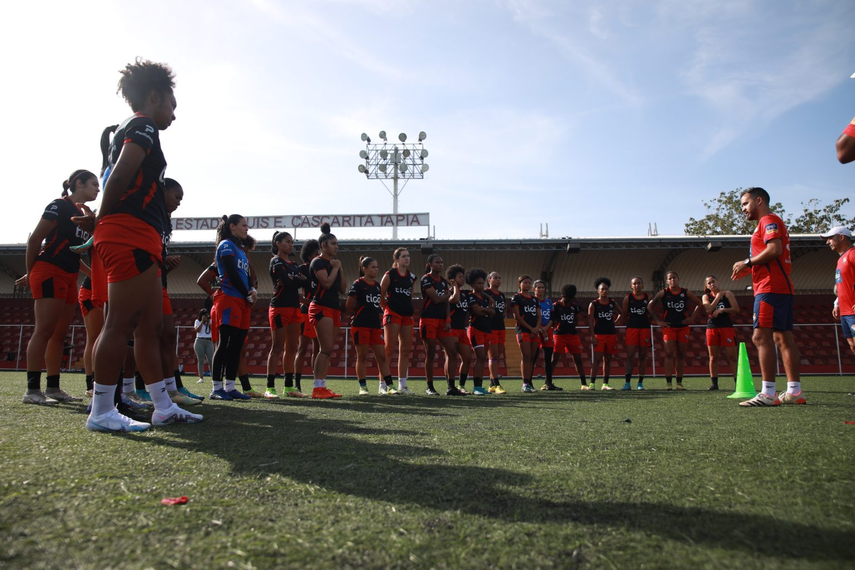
[172, 213, 430, 231]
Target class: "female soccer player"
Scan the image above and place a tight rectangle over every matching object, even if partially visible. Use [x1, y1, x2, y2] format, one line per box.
[588, 277, 623, 390]
[511, 275, 542, 392]
[23, 169, 98, 405]
[193, 308, 214, 382]
[210, 214, 256, 401]
[291, 239, 320, 397]
[622, 276, 651, 390]
[346, 256, 395, 394]
[380, 247, 417, 394]
[446, 264, 471, 395]
[78, 276, 102, 398]
[265, 230, 307, 398]
[550, 285, 589, 389]
[702, 275, 739, 390]
[648, 271, 703, 390]
[308, 223, 345, 399]
[419, 254, 458, 396]
[485, 271, 507, 392]
[466, 268, 495, 395]
[533, 279, 559, 390]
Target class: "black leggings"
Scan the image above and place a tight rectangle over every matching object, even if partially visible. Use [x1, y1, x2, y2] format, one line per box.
[212, 325, 248, 381]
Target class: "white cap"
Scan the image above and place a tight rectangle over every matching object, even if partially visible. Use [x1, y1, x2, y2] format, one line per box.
[820, 226, 852, 238]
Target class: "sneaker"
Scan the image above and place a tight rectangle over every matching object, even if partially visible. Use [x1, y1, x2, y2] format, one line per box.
[472, 386, 491, 395]
[86, 408, 151, 432]
[778, 391, 807, 405]
[121, 395, 151, 411]
[196, 378, 205, 384]
[178, 387, 205, 401]
[209, 389, 233, 401]
[446, 386, 465, 396]
[739, 393, 781, 407]
[264, 388, 280, 399]
[600, 384, 615, 391]
[358, 386, 370, 395]
[283, 387, 309, 398]
[117, 401, 150, 423]
[135, 388, 152, 402]
[665, 383, 673, 391]
[125, 391, 154, 408]
[425, 387, 440, 396]
[85, 389, 93, 398]
[580, 384, 592, 391]
[22, 391, 59, 405]
[152, 403, 204, 426]
[228, 389, 252, 401]
[457, 386, 469, 395]
[621, 383, 632, 391]
[708, 384, 719, 391]
[169, 391, 201, 406]
[521, 384, 536, 393]
[488, 385, 497, 393]
[244, 390, 264, 399]
[378, 385, 398, 395]
[397, 387, 415, 395]
[45, 389, 82, 402]
[675, 384, 686, 391]
[312, 387, 342, 399]
[493, 385, 507, 395]
[636, 384, 645, 391]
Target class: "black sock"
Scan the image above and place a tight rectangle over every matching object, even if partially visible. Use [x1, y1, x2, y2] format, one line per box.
[267, 374, 276, 388]
[426, 380, 435, 391]
[459, 372, 468, 387]
[285, 372, 294, 388]
[135, 371, 145, 391]
[676, 376, 683, 385]
[446, 377, 455, 389]
[46, 374, 60, 389]
[174, 369, 184, 390]
[358, 378, 367, 387]
[544, 348, 553, 384]
[239, 374, 252, 391]
[489, 377, 497, 387]
[294, 373, 302, 391]
[625, 373, 632, 383]
[85, 374, 94, 390]
[666, 376, 672, 384]
[383, 374, 393, 386]
[26, 370, 41, 391]
[638, 375, 644, 384]
[711, 376, 718, 385]
[474, 377, 483, 388]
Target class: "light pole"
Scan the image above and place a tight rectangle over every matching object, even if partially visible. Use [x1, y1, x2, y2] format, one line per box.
[358, 131, 429, 239]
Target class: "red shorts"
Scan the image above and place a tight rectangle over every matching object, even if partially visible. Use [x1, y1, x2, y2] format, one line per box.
[352, 326, 383, 346]
[300, 311, 317, 338]
[706, 327, 736, 347]
[538, 326, 554, 348]
[214, 294, 251, 330]
[269, 306, 301, 329]
[78, 286, 103, 318]
[594, 334, 618, 355]
[468, 328, 492, 348]
[89, 244, 108, 305]
[384, 308, 414, 327]
[625, 327, 652, 347]
[662, 326, 690, 344]
[420, 317, 452, 340]
[554, 334, 582, 355]
[451, 328, 471, 346]
[162, 287, 172, 316]
[93, 214, 162, 284]
[516, 331, 538, 344]
[309, 304, 341, 329]
[29, 261, 78, 304]
[491, 329, 506, 345]
[210, 303, 219, 344]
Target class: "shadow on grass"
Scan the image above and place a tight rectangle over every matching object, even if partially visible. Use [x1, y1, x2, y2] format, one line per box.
[130, 401, 855, 563]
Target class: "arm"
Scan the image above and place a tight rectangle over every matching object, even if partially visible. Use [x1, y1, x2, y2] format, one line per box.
[448, 284, 461, 305]
[78, 260, 91, 277]
[221, 255, 251, 298]
[194, 319, 203, 333]
[613, 302, 623, 326]
[315, 259, 342, 290]
[345, 293, 356, 313]
[25, 218, 55, 277]
[620, 295, 629, 323]
[588, 302, 597, 344]
[97, 143, 147, 223]
[647, 291, 667, 327]
[837, 129, 855, 164]
[379, 272, 390, 309]
[196, 268, 217, 297]
[722, 291, 740, 315]
[702, 292, 719, 315]
[423, 285, 446, 304]
[732, 238, 783, 281]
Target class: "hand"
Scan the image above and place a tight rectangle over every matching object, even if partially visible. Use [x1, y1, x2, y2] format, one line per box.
[15, 274, 28, 289]
[445, 321, 452, 332]
[712, 309, 721, 318]
[832, 306, 840, 321]
[592, 336, 598, 346]
[71, 204, 97, 234]
[165, 256, 181, 270]
[330, 259, 342, 270]
[658, 320, 671, 329]
[247, 289, 258, 305]
[731, 260, 749, 281]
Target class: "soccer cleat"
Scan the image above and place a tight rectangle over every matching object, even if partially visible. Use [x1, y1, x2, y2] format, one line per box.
[397, 387, 415, 395]
[178, 387, 205, 401]
[488, 385, 497, 393]
[228, 389, 252, 401]
[152, 403, 204, 426]
[580, 384, 592, 391]
[264, 388, 280, 399]
[446, 386, 466, 396]
[121, 395, 151, 411]
[196, 377, 205, 384]
[311, 387, 342, 399]
[169, 391, 201, 406]
[521, 384, 536, 393]
[739, 393, 781, 407]
[778, 391, 807, 405]
[85, 389, 93, 398]
[209, 389, 233, 401]
[493, 385, 507, 394]
[358, 386, 370, 395]
[425, 387, 440, 396]
[456, 386, 469, 395]
[675, 384, 686, 391]
[708, 384, 719, 391]
[621, 383, 632, 391]
[125, 391, 154, 408]
[665, 383, 673, 391]
[600, 384, 615, 391]
[22, 391, 59, 406]
[135, 388, 152, 402]
[45, 389, 82, 402]
[117, 401, 150, 423]
[244, 390, 264, 398]
[378, 385, 398, 395]
[283, 387, 309, 398]
[86, 408, 151, 432]
[472, 386, 491, 395]
[636, 384, 645, 391]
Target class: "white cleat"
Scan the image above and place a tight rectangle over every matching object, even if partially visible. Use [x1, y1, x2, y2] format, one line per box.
[22, 391, 59, 406]
[86, 408, 151, 432]
[152, 404, 205, 426]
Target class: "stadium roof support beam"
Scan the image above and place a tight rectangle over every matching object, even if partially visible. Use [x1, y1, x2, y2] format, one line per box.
[653, 249, 685, 291]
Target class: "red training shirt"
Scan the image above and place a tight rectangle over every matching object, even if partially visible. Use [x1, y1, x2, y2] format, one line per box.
[750, 213, 793, 295]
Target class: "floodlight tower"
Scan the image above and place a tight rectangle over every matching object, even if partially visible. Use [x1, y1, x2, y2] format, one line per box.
[357, 131, 429, 239]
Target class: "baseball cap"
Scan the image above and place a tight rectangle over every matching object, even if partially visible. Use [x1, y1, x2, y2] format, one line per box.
[820, 226, 852, 238]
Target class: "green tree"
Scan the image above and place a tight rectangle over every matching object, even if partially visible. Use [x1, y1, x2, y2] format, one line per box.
[789, 198, 855, 234]
[684, 188, 788, 236]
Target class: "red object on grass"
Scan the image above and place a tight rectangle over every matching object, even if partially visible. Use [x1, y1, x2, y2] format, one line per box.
[845, 421, 855, 425]
[161, 496, 189, 505]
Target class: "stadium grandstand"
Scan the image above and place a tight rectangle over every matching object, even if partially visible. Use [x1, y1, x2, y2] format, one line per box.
[1, 234, 851, 378]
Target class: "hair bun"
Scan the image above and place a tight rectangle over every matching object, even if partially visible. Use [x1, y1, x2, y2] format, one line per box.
[62, 180, 71, 191]
[222, 215, 229, 222]
[320, 222, 331, 234]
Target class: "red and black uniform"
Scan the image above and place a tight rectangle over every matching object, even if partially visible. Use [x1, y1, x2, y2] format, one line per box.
[485, 289, 506, 345]
[661, 288, 690, 344]
[552, 299, 582, 355]
[309, 257, 341, 328]
[468, 292, 493, 348]
[161, 225, 173, 316]
[751, 213, 794, 331]
[30, 197, 88, 303]
[624, 293, 651, 347]
[269, 256, 303, 329]
[450, 289, 472, 346]
[349, 278, 383, 345]
[384, 268, 416, 326]
[78, 276, 101, 317]
[706, 293, 736, 347]
[510, 292, 539, 344]
[298, 262, 316, 338]
[95, 113, 166, 285]
[420, 273, 451, 339]
[592, 298, 618, 355]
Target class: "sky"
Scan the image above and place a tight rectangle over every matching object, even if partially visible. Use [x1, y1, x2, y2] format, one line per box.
[1, 0, 852, 245]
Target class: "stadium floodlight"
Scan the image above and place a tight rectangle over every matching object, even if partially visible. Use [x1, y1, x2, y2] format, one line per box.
[418, 131, 427, 142]
[398, 132, 407, 142]
[706, 241, 722, 253]
[420, 149, 429, 159]
[402, 149, 411, 158]
[361, 132, 370, 142]
[421, 164, 429, 173]
[358, 164, 367, 174]
[399, 163, 408, 172]
[379, 130, 387, 141]
[379, 163, 387, 172]
[359, 150, 369, 159]
[380, 149, 388, 159]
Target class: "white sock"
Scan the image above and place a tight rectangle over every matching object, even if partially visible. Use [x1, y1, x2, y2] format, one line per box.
[225, 379, 236, 392]
[761, 381, 776, 398]
[91, 383, 116, 416]
[787, 381, 801, 395]
[398, 377, 407, 389]
[122, 377, 135, 394]
[213, 380, 223, 391]
[379, 380, 387, 389]
[314, 379, 325, 388]
[147, 380, 173, 411]
[164, 376, 177, 392]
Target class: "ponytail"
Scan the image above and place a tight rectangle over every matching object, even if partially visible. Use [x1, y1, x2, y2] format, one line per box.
[359, 256, 375, 277]
[100, 125, 118, 176]
[319, 222, 335, 246]
[215, 214, 244, 245]
[272, 230, 292, 255]
[424, 254, 440, 275]
[62, 169, 95, 197]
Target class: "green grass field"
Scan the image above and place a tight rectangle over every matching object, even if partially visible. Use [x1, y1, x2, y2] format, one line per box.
[1, 372, 854, 569]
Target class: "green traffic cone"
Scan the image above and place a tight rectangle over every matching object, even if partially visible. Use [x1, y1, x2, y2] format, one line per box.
[727, 342, 758, 399]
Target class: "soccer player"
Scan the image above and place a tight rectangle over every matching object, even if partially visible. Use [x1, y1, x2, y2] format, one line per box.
[822, 227, 855, 363]
[419, 254, 458, 396]
[648, 271, 702, 390]
[308, 223, 345, 399]
[265, 230, 307, 398]
[485, 271, 507, 392]
[622, 277, 651, 390]
[588, 277, 623, 390]
[23, 169, 98, 405]
[836, 112, 855, 164]
[466, 268, 495, 395]
[533, 279, 559, 390]
[291, 239, 320, 397]
[78, 276, 102, 397]
[731, 187, 804, 406]
[346, 256, 395, 395]
[550, 285, 589, 389]
[380, 247, 417, 394]
[446, 264, 471, 395]
[511, 275, 542, 392]
[702, 275, 740, 391]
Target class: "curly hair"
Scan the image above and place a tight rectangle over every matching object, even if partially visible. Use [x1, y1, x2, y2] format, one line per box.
[594, 276, 611, 290]
[465, 267, 488, 286]
[446, 264, 465, 281]
[117, 58, 175, 111]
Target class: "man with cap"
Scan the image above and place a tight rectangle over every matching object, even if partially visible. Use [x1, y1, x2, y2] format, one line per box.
[822, 226, 855, 362]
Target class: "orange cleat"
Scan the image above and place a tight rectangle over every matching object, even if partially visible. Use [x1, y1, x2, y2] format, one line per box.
[312, 387, 343, 399]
